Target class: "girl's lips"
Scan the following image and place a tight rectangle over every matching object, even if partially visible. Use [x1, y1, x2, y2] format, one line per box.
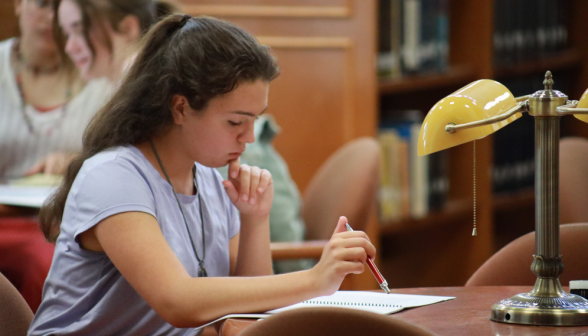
[74, 58, 89, 69]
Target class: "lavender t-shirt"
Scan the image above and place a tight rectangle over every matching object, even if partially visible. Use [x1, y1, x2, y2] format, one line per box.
[28, 146, 240, 336]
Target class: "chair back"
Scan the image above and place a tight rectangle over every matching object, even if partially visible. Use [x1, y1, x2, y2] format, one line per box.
[465, 223, 588, 286]
[560, 137, 588, 224]
[240, 307, 435, 336]
[0, 272, 34, 336]
[302, 137, 380, 241]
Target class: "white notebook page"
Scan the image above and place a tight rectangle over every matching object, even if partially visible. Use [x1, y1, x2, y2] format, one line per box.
[199, 290, 455, 329]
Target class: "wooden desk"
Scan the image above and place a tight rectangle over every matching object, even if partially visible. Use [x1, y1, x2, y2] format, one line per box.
[218, 286, 588, 336]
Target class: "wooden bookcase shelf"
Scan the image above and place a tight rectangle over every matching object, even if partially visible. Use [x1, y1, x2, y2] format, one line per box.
[493, 188, 535, 213]
[378, 65, 476, 95]
[379, 199, 471, 235]
[493, 49, 583, 80]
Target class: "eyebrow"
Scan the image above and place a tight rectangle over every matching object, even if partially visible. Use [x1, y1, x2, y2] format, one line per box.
[230, 106, 268, 118]
[61, 21, 83, 31]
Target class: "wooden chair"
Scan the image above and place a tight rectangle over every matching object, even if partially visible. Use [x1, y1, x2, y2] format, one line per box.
[465, 223, 588, 286]
[239, 307, 435, 336]
[270, 137, 381, 261]
[0, 272, 34, 336]
[560, 137, 588, 225]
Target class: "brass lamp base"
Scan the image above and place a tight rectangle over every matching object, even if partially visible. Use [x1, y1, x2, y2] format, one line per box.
[490, 278, 588, 325]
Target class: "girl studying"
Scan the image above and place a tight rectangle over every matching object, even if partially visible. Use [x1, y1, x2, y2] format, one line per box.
[28, 15, 376, 335]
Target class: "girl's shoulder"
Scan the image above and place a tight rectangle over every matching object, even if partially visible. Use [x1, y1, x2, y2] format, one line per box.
[78, 146, 154, 184]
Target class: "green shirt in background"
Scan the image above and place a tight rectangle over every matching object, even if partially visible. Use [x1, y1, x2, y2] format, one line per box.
[217, 115, 315, 273]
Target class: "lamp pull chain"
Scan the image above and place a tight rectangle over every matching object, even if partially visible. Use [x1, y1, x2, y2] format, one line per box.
[472, 140, 477, 236]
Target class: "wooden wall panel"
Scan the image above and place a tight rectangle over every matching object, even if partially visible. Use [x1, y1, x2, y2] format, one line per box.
[268, 48, 350, 188]
[0, 1, 19, 41]
[181, 0, 377, 193]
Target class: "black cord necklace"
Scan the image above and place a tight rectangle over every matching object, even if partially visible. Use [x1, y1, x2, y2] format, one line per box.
[150, 140, 208, 277]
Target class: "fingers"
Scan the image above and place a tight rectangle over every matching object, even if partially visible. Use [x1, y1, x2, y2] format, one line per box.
[24, 159, 46, 176]
[25, 153, 73, 176]
[246, 167, 272, 205]
[45, 156, 59, 175]
[228, 157, 241, 179]
[222, 180, 239, 203]
[329, 235, 376, 261]
[331, 216, 348, 237]
[257, 169, 272, 193]
[238, 164, 251, 203]
[226, 163, 273, 205]
[336, 259, 366, 275]
[247, 166, 261, 204]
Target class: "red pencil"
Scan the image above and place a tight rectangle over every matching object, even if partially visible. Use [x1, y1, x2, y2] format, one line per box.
[346, 223, 390, 294]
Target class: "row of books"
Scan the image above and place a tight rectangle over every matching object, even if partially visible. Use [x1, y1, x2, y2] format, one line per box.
[378, 0, 449, 79]
[492, 72, 573, 194]
[493, 0, 569, 67]
[377, 111, 449, 223]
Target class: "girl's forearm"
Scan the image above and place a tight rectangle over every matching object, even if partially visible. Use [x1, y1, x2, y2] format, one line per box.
[235, 214, 273, 276]
[166, 269, 321, 328]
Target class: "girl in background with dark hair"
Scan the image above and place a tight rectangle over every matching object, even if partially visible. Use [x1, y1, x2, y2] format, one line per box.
[28, 15, 375, 335]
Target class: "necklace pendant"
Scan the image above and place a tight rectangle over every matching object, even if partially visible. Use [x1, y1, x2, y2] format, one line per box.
[198, 264, 208, 277]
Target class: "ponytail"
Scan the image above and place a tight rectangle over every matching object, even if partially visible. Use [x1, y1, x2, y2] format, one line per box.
[40, 14, 279, 242]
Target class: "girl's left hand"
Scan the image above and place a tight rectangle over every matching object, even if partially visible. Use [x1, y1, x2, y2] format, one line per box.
[25, 152, 76, 176]
[222, 158, 273, 218]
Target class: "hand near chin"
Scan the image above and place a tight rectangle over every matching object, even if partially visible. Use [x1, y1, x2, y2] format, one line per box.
[222, 158, 273, 218]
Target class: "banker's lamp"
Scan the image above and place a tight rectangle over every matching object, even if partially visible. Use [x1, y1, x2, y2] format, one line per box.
[419, 71, 588, 326]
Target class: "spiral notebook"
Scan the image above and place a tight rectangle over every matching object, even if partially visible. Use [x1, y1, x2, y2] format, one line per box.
[199, 290, 454, 329]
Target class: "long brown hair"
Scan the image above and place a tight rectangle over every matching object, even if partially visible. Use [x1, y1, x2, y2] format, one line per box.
[40, 14, 280, 242]
[52, 0, 156, 59]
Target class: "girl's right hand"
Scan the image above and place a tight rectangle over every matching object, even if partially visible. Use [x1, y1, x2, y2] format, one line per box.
[309, 216, 376, 296]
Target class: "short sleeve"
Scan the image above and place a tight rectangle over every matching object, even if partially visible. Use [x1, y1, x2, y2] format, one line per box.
[69, 155, 156, 241]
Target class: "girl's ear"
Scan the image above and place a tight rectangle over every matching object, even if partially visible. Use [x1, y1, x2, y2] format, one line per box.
[170, 95, 190, 125]
[117, 15, 140, 42]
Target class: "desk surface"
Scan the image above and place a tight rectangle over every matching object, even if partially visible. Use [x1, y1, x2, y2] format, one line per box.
[219, 286, 588, 336]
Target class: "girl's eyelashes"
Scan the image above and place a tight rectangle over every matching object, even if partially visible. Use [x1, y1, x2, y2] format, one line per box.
[228, 120, 243, 126]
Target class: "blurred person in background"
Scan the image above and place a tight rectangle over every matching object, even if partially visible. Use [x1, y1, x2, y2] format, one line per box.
[0, 0, 112, 312]
[55, 0, 178, 84]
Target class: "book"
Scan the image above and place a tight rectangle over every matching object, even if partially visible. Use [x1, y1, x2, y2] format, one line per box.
[0, 185, 55, 207]
[0, 174, 60, 208]
[378, 110, 448, 222]
[198, 290, 455, 329]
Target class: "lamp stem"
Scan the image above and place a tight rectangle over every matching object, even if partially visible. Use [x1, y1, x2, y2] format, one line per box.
[534, 117, 560, 259]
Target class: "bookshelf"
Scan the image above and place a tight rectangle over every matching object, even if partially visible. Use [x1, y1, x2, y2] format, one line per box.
[378, 65, 476, 95]
[377, 0, 588, 289]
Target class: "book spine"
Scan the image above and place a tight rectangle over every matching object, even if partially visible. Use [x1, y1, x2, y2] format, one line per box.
[378, 0, 394, 77]
[401, 0, 421, 74]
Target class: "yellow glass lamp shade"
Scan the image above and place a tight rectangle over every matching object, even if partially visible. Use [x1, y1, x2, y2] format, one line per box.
[574, 88, 588, 123]
[418, 79, 520, 156]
